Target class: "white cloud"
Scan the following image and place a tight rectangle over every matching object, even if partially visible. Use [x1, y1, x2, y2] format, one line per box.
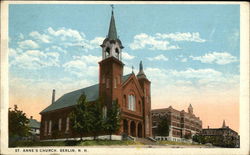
[170, 68, 222, 79]
[122, 52, 135, 60]
[129, 32, 205, 51]
[9, 48, 17, 57]
[30, 31, 51, 43]
[18, 33, 24, 40]
[129, 33, 180, 51]
[63, 55, 101, 77]
[148, 54, 168, 61]
[45, 46, 67, 54]
[156, 32, 206, 42]
[181, 58, 187, 62]
[190, 52, 238, 65]
[18, 40, 39, 49]
[90, 37, 105, 47]
[10, 49, 60, 69]
[143, 67, 239, 99]
[45, 27, 104, 50]
[47, 27, 83, 42]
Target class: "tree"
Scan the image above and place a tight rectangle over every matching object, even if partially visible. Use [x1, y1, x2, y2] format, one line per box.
[192, 134, 205, 144]
[88, 99, 103, 140]
[103, 99, 121, 140]
[70, 93, 93, 141]
[156, 116, 169, 136]
[9, 105, 30, 139]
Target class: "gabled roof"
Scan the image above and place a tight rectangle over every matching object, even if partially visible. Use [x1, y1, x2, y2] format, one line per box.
[122, 73, 133, 83]
[122, 73, 144, 97]
[29, 119, 40, 129]
[40, 74, 133, 114]
[40, 84, 99, 114]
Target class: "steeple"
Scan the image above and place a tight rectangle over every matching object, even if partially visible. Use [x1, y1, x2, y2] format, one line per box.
[222, 120, 226, 128]
[137, 61, 147, 79]
[107, 9, 117, 40]
[188, 104, 193, 114]
[100, 6, 123, 61]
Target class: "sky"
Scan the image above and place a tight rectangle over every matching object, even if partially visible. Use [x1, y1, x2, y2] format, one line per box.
[8, 4, 240, 132]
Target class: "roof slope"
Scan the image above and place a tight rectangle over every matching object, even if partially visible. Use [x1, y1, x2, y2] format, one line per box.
[122, 73, 133, 83]
[41, 74, 133, 114]
[40, 84, 99, 114]
[29, 119, 40, 129]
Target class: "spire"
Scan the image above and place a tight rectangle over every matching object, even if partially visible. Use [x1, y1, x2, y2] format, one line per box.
[137, 61, 147, 79]
[189, 104, 193, 108]
[107, 6, 118, 40]
[188, 104, 193, 114]
[139, 61, 143, 72]
[222, 120, 226, 128]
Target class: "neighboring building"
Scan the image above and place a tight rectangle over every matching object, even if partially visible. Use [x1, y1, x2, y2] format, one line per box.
[40, 10, 152, 140]
[151, 104, 202, 142]
[201, 120, 240, 147]
[22, 116, 40, 141]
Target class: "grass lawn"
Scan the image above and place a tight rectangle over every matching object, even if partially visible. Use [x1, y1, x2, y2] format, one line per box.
[10, 140, 142, 147]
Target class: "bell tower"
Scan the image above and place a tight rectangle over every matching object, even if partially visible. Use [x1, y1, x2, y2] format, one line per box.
[137, 61, 152, 137]
[99, 9, 124, 108]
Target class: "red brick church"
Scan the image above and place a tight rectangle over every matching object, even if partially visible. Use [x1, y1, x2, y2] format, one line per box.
[40, 10, 152, 140]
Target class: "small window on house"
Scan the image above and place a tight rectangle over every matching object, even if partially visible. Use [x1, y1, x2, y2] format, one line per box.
[58, 118, 62, 131]
[106, 78, 109, 88]
[48, 120, 52, 135]
[66, 117, 70, 132]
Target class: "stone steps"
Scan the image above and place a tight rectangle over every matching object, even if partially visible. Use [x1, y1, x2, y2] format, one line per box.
[135, 137, 157, 145]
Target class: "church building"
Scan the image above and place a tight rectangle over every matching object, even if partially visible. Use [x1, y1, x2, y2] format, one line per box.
[40, 10, 152, 140]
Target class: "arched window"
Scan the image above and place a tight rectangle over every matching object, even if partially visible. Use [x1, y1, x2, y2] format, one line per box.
[105, 47, 110, 58]
[128, 94, 136, 111]
[115, 48, 119, 59]
[123, 95, 126, 107]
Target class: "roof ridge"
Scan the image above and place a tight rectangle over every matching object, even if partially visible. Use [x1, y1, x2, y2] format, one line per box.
[64, 83, 99, 96]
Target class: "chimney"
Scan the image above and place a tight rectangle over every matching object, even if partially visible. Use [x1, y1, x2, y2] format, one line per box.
[208, 126, 209, 129]
[52, 89, 55, 104]
[30, 116, 33, 119]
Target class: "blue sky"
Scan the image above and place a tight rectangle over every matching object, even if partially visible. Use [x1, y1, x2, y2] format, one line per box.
[9, 4, 240, 130]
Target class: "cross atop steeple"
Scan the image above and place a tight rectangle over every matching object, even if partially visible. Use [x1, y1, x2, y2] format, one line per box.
[110, 4, 114, 14]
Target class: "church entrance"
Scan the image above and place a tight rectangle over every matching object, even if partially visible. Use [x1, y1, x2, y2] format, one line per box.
[130, 121, 136, 137]
[137, 122, 143, 138]
[123, 119, 128, 135]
